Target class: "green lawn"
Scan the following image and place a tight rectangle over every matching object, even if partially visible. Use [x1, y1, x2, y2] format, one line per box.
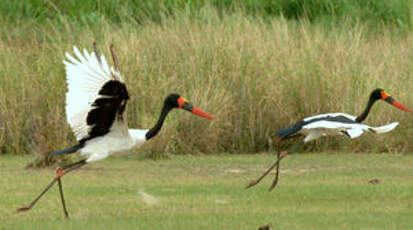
[1, 153, 412, 229]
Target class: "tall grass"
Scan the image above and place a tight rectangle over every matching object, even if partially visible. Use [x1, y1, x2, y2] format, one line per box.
[0, 8, 412, 156]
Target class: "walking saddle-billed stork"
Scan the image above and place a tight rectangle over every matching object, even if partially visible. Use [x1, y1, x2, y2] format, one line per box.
[17, 43, 214, 217]
[246, 88, 410, 191]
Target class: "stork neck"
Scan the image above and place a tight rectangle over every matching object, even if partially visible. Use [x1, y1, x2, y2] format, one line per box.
[355, 96, 377, 123]
[145, 103, 173, 140]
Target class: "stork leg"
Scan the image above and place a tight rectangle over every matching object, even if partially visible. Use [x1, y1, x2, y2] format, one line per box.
[16, 178, 58, 212]
[56, 159, 87, 218]
[268, 140, 284, 191]
[268, 140, 304, 191]
[246, 137, 304, 190]
[245, 139, 284, 189]
[17, 159, 87, 217]
[57, 178, 69, 218]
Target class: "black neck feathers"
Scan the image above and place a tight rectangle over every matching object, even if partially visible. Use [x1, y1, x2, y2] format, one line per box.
[355, 89, 382, 123]
[145, 101, 175, 140]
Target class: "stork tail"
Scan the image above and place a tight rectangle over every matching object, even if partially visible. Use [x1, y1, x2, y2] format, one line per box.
[49, 144, 83, 156]
[276, 121, 303, 139]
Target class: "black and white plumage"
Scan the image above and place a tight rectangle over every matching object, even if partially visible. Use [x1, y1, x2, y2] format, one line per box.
[247, 88, 410, 191]
[58, 45, 137, 162]
[276, 113, 398, 143]
[276, 88, 410, 142]
[18, 43, 214, 217]
[52, 45, 214, 162]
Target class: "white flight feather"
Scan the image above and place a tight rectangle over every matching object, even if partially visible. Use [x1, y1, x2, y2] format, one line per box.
[303, 131, 323, 142]
[368, 122, 399, 134]
[343, 129, 363, 138]
[64, 46, 124, 141]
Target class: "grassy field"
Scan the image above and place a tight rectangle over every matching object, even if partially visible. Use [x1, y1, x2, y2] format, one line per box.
[1, 2, 412, 229]
[1, 153, 412, 229]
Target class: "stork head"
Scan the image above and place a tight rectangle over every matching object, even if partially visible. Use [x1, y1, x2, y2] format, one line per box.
[372, 88, 410, 112]
[165, 94, 215, 120]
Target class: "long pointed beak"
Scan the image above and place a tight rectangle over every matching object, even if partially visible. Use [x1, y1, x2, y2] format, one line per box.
[384, 97, 410, 112]
[182, 103, 215, 120]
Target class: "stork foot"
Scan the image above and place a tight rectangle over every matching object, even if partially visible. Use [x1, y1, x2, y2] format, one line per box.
[16, 205, 31, 212]
[268, 179, 279, 191]
[245, 180, 258, 189]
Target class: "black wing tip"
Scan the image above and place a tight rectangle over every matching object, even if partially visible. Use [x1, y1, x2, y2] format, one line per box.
[276, 125, 302, 139]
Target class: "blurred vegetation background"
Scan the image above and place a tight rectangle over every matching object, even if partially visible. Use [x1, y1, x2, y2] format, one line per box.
[0, 0, 411, 28]
[0, 0, 412, 158]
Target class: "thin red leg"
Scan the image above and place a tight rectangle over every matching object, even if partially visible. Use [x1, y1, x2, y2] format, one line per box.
[246, 136, 305, 190]
[16, 178, 58, 212]
[245, 138, 285, 189]
[268, 140, 283, 191]
[269, 140, 304, 190]
[17, 159, 86, 217]
[56, 167, 69, 218]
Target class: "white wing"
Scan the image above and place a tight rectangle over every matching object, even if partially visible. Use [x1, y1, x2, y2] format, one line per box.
[303, 131, 323, 142]
[344, 129, 364, 138]
[302, 120, 368, 131]
[63, 46, 124, 141]
[302, 120, 399, 139]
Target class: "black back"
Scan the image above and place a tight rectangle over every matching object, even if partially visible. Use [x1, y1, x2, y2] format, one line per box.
[80, 80, 129, 143]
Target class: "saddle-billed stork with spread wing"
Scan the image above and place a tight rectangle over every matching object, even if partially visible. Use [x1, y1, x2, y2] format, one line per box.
[17, 43, 214, 217]
[246, 88, 410, 191]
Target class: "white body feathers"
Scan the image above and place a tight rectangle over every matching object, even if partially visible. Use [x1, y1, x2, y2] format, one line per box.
[81, 128, 148, 162]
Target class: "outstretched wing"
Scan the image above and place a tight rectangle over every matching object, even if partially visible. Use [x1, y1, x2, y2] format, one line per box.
[276, 113, 357, 139]
[302, 113, 366, 137]
[63, 46, 129, 143]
